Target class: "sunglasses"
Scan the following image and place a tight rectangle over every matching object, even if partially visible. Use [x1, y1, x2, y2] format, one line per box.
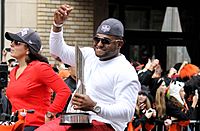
[11, 40, 23, 46]
[93, 36, 115, 45]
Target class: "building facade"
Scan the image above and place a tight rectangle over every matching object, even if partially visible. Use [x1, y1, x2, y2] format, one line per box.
[3, 0, 94, 63]
[2, 0, 200, 70]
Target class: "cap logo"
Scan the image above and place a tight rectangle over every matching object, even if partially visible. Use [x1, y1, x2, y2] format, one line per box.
[101, 25, 111, 32]
[28, 40, 33, 44]
[20, 28, 29, 36]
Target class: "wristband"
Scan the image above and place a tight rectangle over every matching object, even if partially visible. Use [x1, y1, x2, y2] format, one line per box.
[53, 21, 63, 28]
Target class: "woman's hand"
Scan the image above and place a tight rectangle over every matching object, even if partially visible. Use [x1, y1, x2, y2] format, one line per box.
[164, 119, 172, 126]
[192, 90, 199, 108]
[152, 109, 156, 117]
[139, 103, 146, 110]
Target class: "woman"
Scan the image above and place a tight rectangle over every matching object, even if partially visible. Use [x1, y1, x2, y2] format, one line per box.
[166, 81, 198, 131]
[127, 90, 156, 131]
[154, 81, 172, 131]
[5, 28, 71, 131]
[179, 63, 200, 121]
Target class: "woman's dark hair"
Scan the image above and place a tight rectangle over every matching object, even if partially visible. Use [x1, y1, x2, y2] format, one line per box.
[168, 96, 184, 109]
[25, 50, 49, 64]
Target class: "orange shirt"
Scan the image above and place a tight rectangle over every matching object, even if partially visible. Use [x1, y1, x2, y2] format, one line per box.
[58, 69, 70, 79]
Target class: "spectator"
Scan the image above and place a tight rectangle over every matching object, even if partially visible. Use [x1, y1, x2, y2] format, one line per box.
[179, 63, 200, 121]
[57, 63, 70, 80]
[166, 81, 198, 131]
[138, 58, 160, 87]
[62, 64, 76, 112]
[0, 49, 13, 115]
[63, 64, 76, 93]
[154, 81, 172, 130]
[127, 90, 156, 131]
[1, 49, 8, 64]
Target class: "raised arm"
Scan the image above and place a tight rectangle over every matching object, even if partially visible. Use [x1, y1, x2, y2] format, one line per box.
[53, 4, 73, 32]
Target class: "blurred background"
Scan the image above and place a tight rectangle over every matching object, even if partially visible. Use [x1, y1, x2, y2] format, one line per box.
[0, 0, 200, 71]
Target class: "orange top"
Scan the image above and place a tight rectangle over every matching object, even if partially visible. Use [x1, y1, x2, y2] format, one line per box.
[58, 69, 70, 79]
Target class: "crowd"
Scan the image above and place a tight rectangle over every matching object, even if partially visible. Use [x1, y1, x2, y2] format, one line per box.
[0, 2, 199, 131]
[127, 59, 199, 131]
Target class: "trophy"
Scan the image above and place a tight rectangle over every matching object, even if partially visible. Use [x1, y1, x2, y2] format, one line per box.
[60, 44, 91, 126]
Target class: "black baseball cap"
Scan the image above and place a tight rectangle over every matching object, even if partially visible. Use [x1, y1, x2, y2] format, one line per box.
[5, 28, 41, 53]
[96, 18, 124, 37]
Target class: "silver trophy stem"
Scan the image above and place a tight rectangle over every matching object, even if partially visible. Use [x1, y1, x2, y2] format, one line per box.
[60, 44, 91, 126]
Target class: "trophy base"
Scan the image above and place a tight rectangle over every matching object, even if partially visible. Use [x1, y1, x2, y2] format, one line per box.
[60, 112, 91, 127]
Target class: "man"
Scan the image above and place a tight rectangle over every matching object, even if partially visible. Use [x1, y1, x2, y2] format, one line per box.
[36, 4, 140, 131]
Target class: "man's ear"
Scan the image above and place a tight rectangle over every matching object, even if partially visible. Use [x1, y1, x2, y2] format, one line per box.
[117, 40, 124, 49]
